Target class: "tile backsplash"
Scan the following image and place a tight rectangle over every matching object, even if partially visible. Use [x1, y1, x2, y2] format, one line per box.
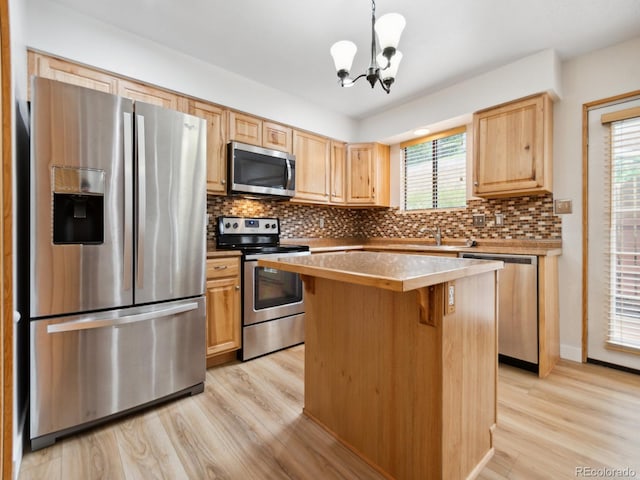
[207, 194, 561, 248]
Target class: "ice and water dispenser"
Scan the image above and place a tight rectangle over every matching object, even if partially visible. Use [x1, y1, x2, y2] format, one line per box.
[52, 166, 105, 244]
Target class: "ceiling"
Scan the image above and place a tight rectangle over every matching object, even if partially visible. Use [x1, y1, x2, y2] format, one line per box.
[51, 0, 640, 120]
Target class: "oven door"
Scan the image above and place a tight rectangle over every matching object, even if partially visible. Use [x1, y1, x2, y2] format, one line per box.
[243, 252, 308, 326]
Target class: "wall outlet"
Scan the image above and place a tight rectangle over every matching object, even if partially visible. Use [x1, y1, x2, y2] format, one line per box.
[319, 218, 325, 228]
[472, 214, 485, 227]
[495, 213, 504, 226]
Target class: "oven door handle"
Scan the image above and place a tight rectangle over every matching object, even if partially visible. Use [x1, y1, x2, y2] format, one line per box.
[46, 302, 199, 334]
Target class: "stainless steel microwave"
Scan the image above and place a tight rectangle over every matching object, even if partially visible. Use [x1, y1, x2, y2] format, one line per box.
[228, 141, 296, 198]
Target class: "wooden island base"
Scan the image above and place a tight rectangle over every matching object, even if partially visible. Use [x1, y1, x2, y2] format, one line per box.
[301, 273, 497, 480]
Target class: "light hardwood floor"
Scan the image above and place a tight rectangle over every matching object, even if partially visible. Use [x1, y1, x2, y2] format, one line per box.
[18, 346, 640, 479]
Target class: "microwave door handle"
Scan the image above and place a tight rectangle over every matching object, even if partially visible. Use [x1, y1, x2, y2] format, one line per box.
[285, 159, 293, 190]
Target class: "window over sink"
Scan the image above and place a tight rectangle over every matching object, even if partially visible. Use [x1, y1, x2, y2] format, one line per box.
[401, 126, 467, 211]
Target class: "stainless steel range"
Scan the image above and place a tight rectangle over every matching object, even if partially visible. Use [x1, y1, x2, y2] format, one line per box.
[216, 216, 309, 360]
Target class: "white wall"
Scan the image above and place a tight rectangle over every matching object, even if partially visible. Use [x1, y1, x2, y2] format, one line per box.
[554, 35, 640, 362]
[25, 0, 358, 142]
[358, 49, 562, 144]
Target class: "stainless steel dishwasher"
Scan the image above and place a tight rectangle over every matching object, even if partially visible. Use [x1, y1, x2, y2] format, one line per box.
[459, 252, 538, 372]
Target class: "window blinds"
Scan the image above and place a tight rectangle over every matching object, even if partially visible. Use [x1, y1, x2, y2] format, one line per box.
[403, 129, 466, 211]
[604, 113, 640, 352]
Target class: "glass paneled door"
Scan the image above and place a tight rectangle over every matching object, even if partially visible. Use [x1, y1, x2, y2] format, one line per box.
[587, 97, 640, 370]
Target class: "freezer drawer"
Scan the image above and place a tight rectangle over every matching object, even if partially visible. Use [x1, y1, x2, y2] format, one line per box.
[30, 297, 206, 449]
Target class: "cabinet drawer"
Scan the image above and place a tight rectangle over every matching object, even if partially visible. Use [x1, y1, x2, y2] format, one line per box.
[206, 257, 240, 279]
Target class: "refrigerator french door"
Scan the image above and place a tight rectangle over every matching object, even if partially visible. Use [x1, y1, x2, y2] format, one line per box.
[29, 77, 207, 449]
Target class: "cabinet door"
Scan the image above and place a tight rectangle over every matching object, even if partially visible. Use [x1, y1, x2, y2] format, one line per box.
[293, 131, 330, 203]
[263, 121, 292, 153]
[206, 276, 241, 357]
[228, 111, 262, 145]
[330, 141, 346, 204]
[473, 94, 552, 197]
[118, 79, 181, 110]
[28, 51, 118, 98]
[347, 144, 376, 204]
[193, 101, 227, 194]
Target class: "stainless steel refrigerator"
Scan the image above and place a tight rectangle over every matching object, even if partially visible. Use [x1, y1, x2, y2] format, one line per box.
[28, 77, 207, 450]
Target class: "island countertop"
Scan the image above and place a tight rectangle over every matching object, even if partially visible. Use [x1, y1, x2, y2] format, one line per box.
[258, 250, 503, 292]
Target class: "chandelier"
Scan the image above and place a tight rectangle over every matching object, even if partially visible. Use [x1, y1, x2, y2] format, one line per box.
[329, 0, 406, 94]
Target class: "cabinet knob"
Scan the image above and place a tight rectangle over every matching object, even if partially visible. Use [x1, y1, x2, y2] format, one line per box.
[214, 265, 228, 270]
[474, 181, 479, 186]
[221, 179, 226, 185]
[235, 285, 240, 290]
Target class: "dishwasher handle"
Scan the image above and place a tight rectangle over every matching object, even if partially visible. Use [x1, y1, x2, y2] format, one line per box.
[459, 253, 537, 266]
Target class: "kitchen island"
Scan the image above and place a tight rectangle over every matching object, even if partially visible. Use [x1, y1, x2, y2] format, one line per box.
[258, 251, 503, 480]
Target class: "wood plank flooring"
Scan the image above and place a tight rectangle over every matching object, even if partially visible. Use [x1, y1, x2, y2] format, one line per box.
[18, 345, 640, 479]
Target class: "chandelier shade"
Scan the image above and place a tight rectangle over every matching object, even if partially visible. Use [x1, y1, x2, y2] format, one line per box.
[329, 0, 405, 94]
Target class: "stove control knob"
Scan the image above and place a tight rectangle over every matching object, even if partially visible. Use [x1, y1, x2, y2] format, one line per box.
[265, 224, 270, 229]
[271, 223, 277, 229]
[224, 222, 231, 229]
[232, 222, 238, 229]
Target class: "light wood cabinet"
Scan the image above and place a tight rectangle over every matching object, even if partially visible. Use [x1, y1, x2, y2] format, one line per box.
[346, 143, 390, 206]
[263, 121, 292, 153]
[228, 111, 263, 146]
[28, 51, 118, 98]
[206, 256, 241, 366]
[192, 101, 227, 195]
[293, 130, 331, 203]
[330, 141, 346, 204]
[29, 51, 190, 112]
[473, 93, 553, 197]
[228, 112, 293, 153]
[118, 78, 184, 111]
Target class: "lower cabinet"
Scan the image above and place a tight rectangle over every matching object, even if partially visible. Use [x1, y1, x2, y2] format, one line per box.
[206, 256, 241, 367]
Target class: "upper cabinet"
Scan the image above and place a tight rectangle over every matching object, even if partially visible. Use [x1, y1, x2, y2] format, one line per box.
[192, 101, 227, 195]
[28, 51, 118, 97]
[228, 111, 262, 146]
[473, 93, 553, 198]
[228, 111, 292, 153]
[29, 51, 189, 112]
[118, 78, 187, 112]
[330, 141, 347, 204]
[346, 143, 390, 207]
[293, 130, 331, 203]
[263, 121, 293, 153]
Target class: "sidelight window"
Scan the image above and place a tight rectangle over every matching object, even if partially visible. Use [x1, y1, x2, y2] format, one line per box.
[605, 111, 640, 351]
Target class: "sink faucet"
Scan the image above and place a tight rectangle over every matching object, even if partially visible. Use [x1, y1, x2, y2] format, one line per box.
[420, 226, 442, 246]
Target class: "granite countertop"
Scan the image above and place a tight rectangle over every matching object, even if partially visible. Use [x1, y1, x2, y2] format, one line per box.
[258, 251, 503, 292]
[281, 238, 562, 256]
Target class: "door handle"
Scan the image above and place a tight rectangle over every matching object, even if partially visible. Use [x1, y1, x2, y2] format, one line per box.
[285, 158, 293, 190]
[136, 114, 146, 289]
[47, 302, 199, 334]
[123, 112, 133, 291]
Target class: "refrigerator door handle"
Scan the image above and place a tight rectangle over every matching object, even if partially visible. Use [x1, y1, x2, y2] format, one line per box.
[136, 113, 146, 289]
[123, 112, 133, 291]
[46, 302, 199, 334]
